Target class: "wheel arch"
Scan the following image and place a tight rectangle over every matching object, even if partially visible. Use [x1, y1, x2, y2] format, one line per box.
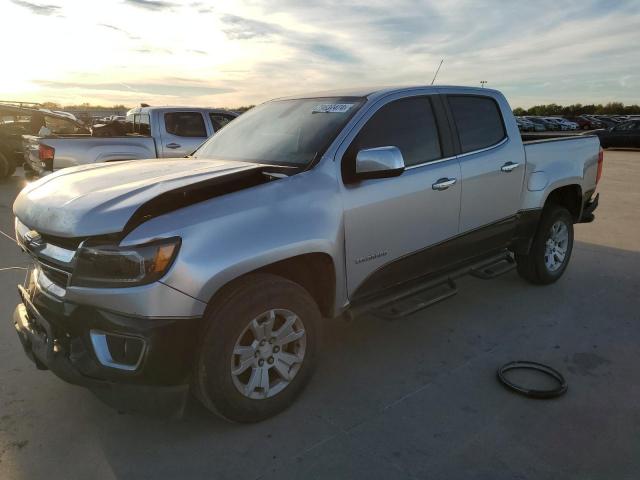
[543, 183, 583, 222]
[204, 252, 338, 319]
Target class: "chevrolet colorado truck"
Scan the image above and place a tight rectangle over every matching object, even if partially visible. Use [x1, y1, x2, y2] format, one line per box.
[22, 106, 238, 176]
[11, 86, 602, 422]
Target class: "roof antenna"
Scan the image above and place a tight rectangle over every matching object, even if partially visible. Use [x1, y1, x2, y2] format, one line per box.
[430, 58, 444, 85]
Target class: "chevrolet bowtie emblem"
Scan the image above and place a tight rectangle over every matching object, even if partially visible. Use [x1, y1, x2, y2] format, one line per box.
[24, 230, 44, 250]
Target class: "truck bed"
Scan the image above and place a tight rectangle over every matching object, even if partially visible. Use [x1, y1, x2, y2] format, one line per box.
[22, 134, 157, 175]
[520, 133, 600, 211]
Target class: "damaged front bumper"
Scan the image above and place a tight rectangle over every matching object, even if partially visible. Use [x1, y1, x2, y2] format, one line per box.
[12, 283, 202, 417]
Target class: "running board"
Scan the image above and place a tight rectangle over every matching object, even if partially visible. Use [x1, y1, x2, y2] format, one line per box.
[372, 279, 458, 320]
[347, 250, 513, 320]
[469, 254, 516, 279]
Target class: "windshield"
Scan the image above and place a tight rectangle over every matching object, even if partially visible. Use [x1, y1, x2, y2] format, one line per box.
[193, 96, 364, 167]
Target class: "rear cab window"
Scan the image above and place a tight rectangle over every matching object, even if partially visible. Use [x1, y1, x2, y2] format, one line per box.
[165, 112, 207, 137]
[447, 95, 506, 153]
[345, 96, 442, 172]
[209, 113, 236, 131]
[125, 113, 151, 136]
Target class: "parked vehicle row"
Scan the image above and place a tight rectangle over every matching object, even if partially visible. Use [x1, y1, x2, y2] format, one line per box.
[517, 116, 580, 132]
[516, 113, 640, 133]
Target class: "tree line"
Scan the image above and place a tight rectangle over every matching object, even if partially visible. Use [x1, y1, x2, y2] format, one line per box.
[40, 101, 254, 113]
[513, 102, 640, 117]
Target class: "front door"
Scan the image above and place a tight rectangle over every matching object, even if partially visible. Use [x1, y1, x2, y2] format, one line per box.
[341, 95, 461, 299]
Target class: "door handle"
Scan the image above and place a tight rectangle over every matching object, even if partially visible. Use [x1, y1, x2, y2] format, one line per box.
[501, 161, 520, 172]
[432, 177, 457, 191]
[166, 143, 181, 149]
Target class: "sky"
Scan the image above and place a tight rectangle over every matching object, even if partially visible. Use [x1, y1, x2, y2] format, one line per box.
[1, 0, 639, 109]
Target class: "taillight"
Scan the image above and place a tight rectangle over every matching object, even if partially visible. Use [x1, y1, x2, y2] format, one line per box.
[596, 148, 603, 184]
[39, 144, 55, 161]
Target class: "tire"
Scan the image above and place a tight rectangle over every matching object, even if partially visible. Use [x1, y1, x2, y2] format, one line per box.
[0, 152, 9, 180]
[193, 273, 321, 423]
[516, 205, 574, 285]
[6, 160, 16, 177]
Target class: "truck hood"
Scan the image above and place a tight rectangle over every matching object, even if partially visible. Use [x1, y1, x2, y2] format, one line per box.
[13, 158, 269, 238]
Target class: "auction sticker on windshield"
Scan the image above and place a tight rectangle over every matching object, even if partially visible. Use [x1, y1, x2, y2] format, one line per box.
[312, 103, 354, 113]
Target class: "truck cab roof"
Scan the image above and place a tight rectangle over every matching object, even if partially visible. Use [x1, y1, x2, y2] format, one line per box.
[126, 106, 237, 116]
[276, 85, 502, 102]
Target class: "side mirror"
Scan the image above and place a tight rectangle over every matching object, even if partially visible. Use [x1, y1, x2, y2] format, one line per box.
[355, 146, 405, 180]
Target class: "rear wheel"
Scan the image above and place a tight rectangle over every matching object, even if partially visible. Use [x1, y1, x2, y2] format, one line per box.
[194, 273, 321, 423]
[516, 205, 574, 285]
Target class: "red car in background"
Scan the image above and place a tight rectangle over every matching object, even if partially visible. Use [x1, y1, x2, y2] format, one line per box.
[565, 116, 604, 130]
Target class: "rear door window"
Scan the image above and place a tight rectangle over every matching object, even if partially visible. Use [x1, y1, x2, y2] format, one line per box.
[348, 96, 442, 167]
[447, 96, 506, 153]
[165, 112, 207, 137]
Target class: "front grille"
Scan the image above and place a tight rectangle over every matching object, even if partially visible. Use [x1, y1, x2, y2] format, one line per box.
[40, 233, 84, 250]
[39, 261, 71, 289]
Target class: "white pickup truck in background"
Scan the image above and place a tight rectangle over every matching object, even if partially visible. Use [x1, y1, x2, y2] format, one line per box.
[23, 106, 238, 176]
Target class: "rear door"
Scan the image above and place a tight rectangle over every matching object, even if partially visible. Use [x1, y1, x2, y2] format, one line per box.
[445, 93, 525, 246]
[341, 94, 461, 298]
[159, 111, 211, 157]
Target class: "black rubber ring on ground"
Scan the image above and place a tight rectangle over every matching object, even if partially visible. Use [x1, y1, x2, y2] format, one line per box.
[497, 361, 568, 399]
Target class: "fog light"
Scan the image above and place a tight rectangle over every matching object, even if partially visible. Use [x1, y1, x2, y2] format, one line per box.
[90, 331, 146, 371]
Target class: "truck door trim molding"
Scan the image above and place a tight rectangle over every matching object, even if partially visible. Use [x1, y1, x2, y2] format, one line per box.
[349, 210, 542, 301]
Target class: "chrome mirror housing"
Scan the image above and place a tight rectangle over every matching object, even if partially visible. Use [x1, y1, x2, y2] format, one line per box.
[355, 146, 405, 179]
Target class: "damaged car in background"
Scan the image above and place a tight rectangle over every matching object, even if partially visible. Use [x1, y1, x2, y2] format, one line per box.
[0, 102, 90, 179]
[12, 85, 601, 422]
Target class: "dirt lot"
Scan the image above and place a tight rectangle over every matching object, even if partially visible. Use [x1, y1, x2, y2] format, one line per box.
[1, 151, 639, 480]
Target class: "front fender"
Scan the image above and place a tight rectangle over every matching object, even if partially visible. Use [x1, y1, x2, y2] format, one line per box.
[122, 163, 346, 307]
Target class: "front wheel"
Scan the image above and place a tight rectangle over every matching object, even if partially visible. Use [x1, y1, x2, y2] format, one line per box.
[193, 273, 321, 423]
[516, 205, 574, 285]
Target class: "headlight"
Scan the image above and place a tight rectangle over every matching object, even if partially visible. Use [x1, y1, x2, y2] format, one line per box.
[71, 237, 181, 288]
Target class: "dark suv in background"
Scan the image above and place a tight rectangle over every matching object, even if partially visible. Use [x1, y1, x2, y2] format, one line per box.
[594, 120, 640, 148]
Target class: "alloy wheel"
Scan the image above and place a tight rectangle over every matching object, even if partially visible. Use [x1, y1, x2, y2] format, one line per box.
[230, 309, 306, 399]
[544, 220, 569, 272]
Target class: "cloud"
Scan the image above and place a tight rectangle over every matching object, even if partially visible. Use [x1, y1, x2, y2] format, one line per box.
[220, 14, 281, 40]
[10, 0, 61, 16]
[190, 1, 214, 13]
[98, 23, 141, 40]
[123, 0, 178, 11]
[219, 14, 357, 63]
[219, 0, 640, 106]
[34, 80, 233, 97]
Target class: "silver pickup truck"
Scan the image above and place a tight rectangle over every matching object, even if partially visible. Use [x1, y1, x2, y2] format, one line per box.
[23, 106, 237, 175]
[11, 86, 601, 422]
